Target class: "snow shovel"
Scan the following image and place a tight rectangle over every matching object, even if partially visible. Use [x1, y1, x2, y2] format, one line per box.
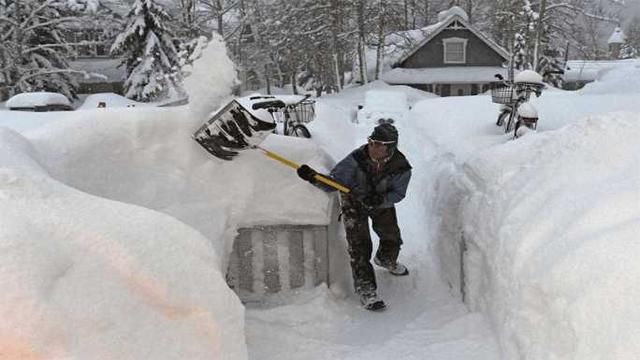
[193, 96, 350, 193]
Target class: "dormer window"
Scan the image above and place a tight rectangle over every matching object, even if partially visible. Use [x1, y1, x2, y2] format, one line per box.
[443, 37, 468, 64]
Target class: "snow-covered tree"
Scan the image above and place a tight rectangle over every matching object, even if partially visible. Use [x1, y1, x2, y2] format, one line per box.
[0, 0, 79, 100]
[111, 0, 183, 102]
[619, 40, 637, 59]
[512, 32, 530, 70]
[488, 0, 521, 48]
[537, 50, 563, 87]
[622, 18, 640, 59]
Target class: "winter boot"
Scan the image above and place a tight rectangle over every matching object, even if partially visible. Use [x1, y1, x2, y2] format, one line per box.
[359, 292, 386, 311]
[374, 256, 409, 276]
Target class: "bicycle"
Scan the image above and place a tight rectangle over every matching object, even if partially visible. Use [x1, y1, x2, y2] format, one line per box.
[249, 94, 314, 138]
[491, 71, 545, 138]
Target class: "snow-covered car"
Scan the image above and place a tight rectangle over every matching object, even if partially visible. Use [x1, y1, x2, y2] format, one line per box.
[6, 92, 73, 112]
[356, 90, 409, 124]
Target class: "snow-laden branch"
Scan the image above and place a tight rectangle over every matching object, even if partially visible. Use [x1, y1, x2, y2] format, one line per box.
[14, 68, 99, 85]
[23, 16, 79, 33]
[0, 16, 18, 27]
[21, 0, 57, 30]
[21, 43, 84, 55]
[295, 24, 330, 37]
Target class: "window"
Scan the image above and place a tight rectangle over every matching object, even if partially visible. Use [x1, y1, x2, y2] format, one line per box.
[443, 38, 468, 64]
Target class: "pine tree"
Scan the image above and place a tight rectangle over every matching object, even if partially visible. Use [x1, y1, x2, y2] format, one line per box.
[111, 0, 183, 102]
[0, 0, 78, 100]
[619, 41, 637, 59]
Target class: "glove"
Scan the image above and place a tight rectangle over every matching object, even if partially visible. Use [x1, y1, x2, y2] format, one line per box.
[297, 164, 317, 183]
[361, 194, 384, 210]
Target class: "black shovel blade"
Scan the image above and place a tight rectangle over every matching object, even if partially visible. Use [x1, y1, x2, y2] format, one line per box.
[193, 100, 277, 160]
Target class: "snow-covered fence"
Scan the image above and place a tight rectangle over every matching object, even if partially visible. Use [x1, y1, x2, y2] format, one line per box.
[226, 225, 330, 303]
[226, 200, 340, 304]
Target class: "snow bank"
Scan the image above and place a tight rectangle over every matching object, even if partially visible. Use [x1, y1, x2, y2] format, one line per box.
[455, 113, 640, 359]
[27, 106, 335, 261]
[0, 127, 246, 359]
[579, 62, 640, 95]
[0, 103, 335, 359]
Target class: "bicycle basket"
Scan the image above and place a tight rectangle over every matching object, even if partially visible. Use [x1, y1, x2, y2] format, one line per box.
[289, 99, 316, 124]
[491, 82, 516, 104]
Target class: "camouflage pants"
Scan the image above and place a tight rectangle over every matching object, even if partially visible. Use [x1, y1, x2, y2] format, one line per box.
[341, 196, 403, 296]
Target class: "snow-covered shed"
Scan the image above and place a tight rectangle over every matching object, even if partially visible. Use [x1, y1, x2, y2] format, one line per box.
[383, 6, 509, 97]
[608, 26, 626, 59]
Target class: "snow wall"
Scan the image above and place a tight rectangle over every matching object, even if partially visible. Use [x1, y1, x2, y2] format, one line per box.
[0, 104, 340, 358]
[0, 125, 247, 358]
[433, 113, 640, 359]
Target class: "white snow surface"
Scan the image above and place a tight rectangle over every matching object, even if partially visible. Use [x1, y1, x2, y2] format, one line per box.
[1, 60, 640, 359]
[514, 69, 543, 84]
[79, 92, 149, 109]
[6, 92, 71, 109]
[383, 66, 508, 84]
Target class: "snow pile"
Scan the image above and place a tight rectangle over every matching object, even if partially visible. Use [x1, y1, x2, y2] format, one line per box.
[183, 32, 238, 122]
[0, 126, 246, 359]
[356, 89, 409, 125]
[0, 28, 336, 356]
[0, 102, 336, 358]
[579, 61, 640, 95]
[453, 113, 640, 359]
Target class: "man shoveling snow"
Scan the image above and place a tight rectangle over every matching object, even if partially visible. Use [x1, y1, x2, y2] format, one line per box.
[297, 123, 412, 311]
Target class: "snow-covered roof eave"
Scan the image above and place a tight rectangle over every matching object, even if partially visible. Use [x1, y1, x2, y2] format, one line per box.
[382, 66, 508, 84]
[392, 15, 510, 68]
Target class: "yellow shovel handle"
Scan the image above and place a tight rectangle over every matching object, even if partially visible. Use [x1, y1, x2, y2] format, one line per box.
[257, 146, 351, 193]
[312, 174, 351, 193]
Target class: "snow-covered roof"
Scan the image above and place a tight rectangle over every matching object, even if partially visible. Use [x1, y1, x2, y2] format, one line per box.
[608, 27, 626, 44]
[382, 66, 508, 84]
[355, 23, 442, 82]
[377, 23, 444, 67]
[393, 9, 509, 67]
[6, 92, 71, 109]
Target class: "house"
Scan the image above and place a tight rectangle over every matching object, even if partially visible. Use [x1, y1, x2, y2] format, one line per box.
[65, 0, 131, 94]
[608, 27, 626, 59]
[380, 6, 510, 97]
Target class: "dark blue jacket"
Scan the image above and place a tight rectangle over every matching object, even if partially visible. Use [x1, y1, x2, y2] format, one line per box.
[328, 144, 411, 209]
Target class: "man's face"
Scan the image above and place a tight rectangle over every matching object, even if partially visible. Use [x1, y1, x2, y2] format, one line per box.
[367, 139, 390, 161]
